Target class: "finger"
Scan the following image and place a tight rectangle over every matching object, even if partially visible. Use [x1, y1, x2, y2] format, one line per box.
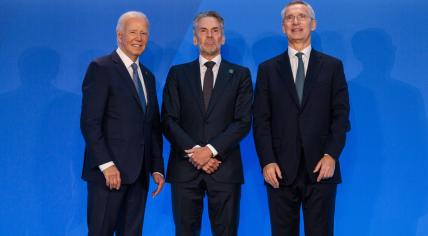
[317, 168, 325, 182]
[111, 176, 118, 190]
[203, 166, 211, 174]
[313, 161, 322, 173]
[116, 175, 121, 190]
[152, 185, 161, 197]
[329, 167, 335, 177]
[108, 176, 114, 190]
[184, 148, 194, 153]
[212, 164, 219, 171]
[266, 179, 274, 188]
[264, 171, 271, 183]
[269, 172, 279, 188]
[326, 167, 334, 178]
[155, 181, 165, 197]
[263, 174, 269, 183]
[275, 165, 283, 179]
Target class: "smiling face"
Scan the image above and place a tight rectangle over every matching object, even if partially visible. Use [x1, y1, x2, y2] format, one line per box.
[282, 3, 316, 50]
[193, 16, 225, 60]
[117, 16, 149, 61]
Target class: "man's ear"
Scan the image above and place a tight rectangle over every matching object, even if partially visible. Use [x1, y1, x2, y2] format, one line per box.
[193, 35, 198, 46]
[117, 31, 123, 43]
[311, 19, 317, 31]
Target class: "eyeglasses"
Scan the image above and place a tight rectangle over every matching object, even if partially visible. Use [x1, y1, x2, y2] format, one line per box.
[284, 14, 310, 23]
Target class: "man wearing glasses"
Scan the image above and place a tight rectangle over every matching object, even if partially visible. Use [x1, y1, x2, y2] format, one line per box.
[253, 1, 350, 236]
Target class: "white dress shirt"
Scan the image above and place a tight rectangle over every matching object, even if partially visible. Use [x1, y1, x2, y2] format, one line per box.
[192, 54, 222, 157]
[288, 45, 311, 81]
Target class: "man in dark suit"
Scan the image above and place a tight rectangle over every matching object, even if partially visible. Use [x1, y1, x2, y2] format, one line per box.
[253, 1, 350, 236]
[80, 11, 164, 236]
[162, 11, 253, 236]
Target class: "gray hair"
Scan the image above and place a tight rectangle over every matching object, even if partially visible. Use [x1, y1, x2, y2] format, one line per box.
[192, 11, 224, 34]
[281, 0, 316, 21]
[116, 11, 149, 32]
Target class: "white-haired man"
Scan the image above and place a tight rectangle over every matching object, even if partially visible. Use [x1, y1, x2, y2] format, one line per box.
[81, 11, 164, 235]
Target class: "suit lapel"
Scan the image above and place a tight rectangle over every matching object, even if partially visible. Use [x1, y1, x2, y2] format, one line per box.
[186, 59, 206, 115]
[301, 49, 323, 108]
[140, 64, 153, 118]
[276, 51, 300, 108]
[111, 52, 144, 110]
[205, 60, 233, 117]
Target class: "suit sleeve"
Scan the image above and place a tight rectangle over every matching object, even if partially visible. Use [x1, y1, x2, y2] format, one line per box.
[161, 67, 198, 156]
[252, 64, 277, 168]
[208, 68, 253, 161]
[324, 60, 350, 159]
[149, 75, 165, 174]
[80, 61, 113, 168]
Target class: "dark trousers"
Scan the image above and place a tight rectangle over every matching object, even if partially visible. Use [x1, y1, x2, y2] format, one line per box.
[171, 174, 241, 236]
[86, 171, 148, 236]
[267, 161, 337, 236]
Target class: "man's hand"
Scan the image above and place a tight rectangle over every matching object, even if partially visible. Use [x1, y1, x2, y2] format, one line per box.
[151, 173, 165, 198]
[313, 154, 336, 182]
[263, 163, 282, 188]
[185, 146, 212, 169]
[202, 158, 222, 174]
[102, 165, 121, 190]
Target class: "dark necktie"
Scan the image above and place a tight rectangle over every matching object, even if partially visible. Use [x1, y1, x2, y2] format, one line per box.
[203, 61, 215, 110]
[131, 63, 147, 112]
[295, 52, 305, 105]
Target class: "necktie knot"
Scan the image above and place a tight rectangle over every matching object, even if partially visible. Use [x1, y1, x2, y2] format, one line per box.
[204, 61, 216, 70]
[131, 63, 138, 72]
[295, 52, 304, 59]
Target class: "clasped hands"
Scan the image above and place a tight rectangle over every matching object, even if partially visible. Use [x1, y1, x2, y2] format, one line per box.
[185, 146, 221, 174]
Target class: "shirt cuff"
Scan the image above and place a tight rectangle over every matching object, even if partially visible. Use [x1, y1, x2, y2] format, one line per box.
[152, 172, 164, 178]
[206, 144, 218, 157]
[99, 161, 114, 172]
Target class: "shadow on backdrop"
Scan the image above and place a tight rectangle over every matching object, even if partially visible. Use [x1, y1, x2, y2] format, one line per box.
[0, 47, 82, 235]
[342, 28, 428, 236]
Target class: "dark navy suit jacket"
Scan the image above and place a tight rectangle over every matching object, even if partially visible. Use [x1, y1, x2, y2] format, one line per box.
[80, 51, 164, 184]
[162, 59, 253, 184]
[253, 49, 350, 185]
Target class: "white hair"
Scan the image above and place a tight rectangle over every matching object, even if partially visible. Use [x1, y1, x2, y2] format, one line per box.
[116, 11, 149, 32]
[281, 0, 316, 21]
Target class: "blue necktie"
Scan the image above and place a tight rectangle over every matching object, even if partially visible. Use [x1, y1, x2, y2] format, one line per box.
[131, 63, 147, 112]
[295, 52, 305, 105]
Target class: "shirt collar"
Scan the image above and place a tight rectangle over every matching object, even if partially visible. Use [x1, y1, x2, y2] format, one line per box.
[199, 54, 222, 68]
[116, 47, 140, 69]
[288, 45, 312, 58]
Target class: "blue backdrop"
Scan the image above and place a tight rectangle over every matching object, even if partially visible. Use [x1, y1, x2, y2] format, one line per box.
[1, 0, 427, 235]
